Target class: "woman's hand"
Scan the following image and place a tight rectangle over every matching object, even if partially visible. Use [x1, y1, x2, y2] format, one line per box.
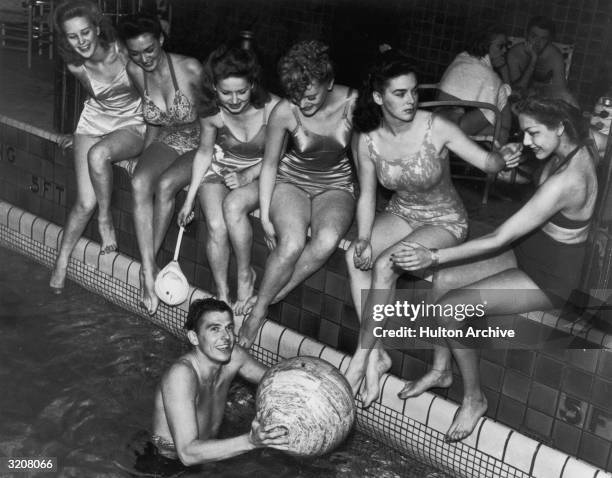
[223, 171, 250, 190]
[499, 142, 523, 169]
[177, 199, 195, 227]
[390, 241, 434, 270]
[58, 134, 74, 150]
[261, 217, 277, 250]
[352, 238, 373, 270]
[249, 419, 289, 450]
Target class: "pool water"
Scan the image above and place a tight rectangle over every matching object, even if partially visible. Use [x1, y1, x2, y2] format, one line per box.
[0, 246, 449, 478]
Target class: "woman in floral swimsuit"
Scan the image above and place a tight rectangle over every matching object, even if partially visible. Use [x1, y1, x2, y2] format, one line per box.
[343, 50, 518, 408]
[118, 14, 202, 315]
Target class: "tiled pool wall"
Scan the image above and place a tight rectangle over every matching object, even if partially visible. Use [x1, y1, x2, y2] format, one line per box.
[3, 114, 612, 473]
[167, 0, 611, 110]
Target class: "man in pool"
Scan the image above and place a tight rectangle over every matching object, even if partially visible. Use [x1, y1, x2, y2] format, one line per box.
[506, 16, 577, 105]
[151, 298, 289, 465]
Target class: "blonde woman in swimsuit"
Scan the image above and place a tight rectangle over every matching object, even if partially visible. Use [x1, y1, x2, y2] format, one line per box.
[50, 1, 145, 294]
[237, 41, 358, 348]
[118, 14, 202, 315]
[176, 44, 280, 308]
[342, 50, 519, 408]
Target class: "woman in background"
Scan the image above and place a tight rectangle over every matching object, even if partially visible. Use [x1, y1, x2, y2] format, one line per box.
[50, 0, 145, 293]
[176, 44, 280, 307]
[118, 14, 202, 315]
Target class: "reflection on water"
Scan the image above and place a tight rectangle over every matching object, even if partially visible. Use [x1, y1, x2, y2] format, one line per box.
[0, 247, 448, 478]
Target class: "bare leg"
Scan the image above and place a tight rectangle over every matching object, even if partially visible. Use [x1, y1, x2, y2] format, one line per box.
[132, 142, 178, 315]
[198, 182, 231, 303]
[237, 184, 311, 347]
[223, 181, 259, 315]
[154, 150, 195, 255]
[435, 267, 553, 442]
[345, 224, 458, 407]
[398, 250, 520, 399]
[50, 134, 100, 291]
[343, 213, 415, 395]
[86, 129, 144, 253]
[272, 189, 354, 303]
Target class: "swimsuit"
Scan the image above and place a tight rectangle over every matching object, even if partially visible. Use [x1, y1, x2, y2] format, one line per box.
[365, 113, 468, 241]
[143, 53, 200, 155]
[75, 43, 145, 138]
[514, 145, 592, 307]
[276, 89, 356, 198]
[151, 434, 178, 460]
[202, 104, 268, 183]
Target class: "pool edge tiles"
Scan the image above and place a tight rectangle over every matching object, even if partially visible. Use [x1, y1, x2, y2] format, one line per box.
[2, 200, 611, 478]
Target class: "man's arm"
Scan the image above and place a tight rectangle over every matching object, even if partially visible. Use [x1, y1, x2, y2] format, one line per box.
[507, 44, 537, 90]
[234, 345, 268, 384]
[162, 361, 286, 465]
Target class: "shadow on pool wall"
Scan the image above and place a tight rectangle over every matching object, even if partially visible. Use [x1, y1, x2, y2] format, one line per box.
[2, 115, 612, 477]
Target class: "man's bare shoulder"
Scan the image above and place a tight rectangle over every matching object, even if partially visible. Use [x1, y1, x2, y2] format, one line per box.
[162, 358, 198, 390]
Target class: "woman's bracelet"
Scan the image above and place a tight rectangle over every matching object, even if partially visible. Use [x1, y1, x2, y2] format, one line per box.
[429, 248, 440, 267]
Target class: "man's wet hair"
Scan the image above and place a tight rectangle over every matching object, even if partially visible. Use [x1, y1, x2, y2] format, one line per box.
[184, 298, 233, 333]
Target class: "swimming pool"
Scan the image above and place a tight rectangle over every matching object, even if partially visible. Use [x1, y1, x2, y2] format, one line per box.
[0, 246, 448, 477]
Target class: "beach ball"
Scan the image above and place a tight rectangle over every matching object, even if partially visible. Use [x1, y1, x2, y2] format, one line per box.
[255, 356, 355, 456]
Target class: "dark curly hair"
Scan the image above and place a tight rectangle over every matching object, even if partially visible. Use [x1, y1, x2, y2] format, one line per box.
[184, 298, 233, 334]
[54, 0, 115, 66]
[515, 96, 588, 144]
[198, 44, 269, 118]
[465, 24, 506, 59]
[353, 49, 419, 133]
[116, 13, 163, 43]
[278, 40, 334, 104]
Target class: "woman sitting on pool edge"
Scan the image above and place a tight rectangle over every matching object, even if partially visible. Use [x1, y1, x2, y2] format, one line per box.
[392, 96, 597, 442]
[237, 40, 357, 348]
[50, 0, 145, 293]
[176, 43, 280, 307]
[117, 14, 202, 315]
[342, 50, 519, 408]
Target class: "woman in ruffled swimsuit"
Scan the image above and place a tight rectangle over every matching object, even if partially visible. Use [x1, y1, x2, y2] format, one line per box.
[176, 44, 280, 308]
[342, 50, 516, 408]
[391, 97, 597, 443]
[236, 41, 358, 348]
[118, 14, 202, 315]
[49, 1, 145, 294]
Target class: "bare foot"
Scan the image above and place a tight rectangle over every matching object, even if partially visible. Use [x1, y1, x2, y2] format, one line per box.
[49, 264, 67, 294]
[445, 395, 488, 443]
[344, 351, 370, 398]
[398, 369, 453, 399]
[237, 311, 264, 349]
[234, 267, 256, 315]
[237, 295, 257, 317]
[139, 268, 159, 316]
[98, 216, 117, 254]
[361, 349, 392, 408]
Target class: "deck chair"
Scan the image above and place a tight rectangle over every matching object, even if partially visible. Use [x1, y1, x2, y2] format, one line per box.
[418, 83, 503, 205]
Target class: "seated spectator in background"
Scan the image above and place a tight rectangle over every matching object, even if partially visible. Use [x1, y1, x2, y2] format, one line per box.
[507, 16, 578, 106]
[152, 298, 288, 465]
[438, 25, 512, 144]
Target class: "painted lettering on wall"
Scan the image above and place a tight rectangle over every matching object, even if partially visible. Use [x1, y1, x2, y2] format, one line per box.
[30, 175, 65, 206]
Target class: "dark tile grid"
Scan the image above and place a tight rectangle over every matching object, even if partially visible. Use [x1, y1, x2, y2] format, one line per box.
[4, 123, 612, 470]
[170, 0, 611, 112]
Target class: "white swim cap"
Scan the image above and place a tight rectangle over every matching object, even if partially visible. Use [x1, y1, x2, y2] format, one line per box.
[154, 263, 189, 306]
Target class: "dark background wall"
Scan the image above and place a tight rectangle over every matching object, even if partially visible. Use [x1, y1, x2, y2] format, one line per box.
[165, 0, 612, 108]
